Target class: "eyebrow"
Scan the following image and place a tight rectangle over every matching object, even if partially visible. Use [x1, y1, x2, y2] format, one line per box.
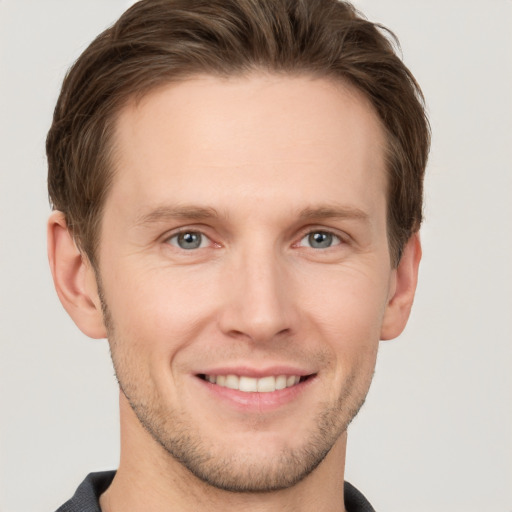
[297, 206, 370, 222]
[135, 205, 220, 226]
[134, 204, 370, 227]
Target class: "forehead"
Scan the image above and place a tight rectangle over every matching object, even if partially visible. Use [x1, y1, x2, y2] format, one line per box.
[108, 73, 387, 223]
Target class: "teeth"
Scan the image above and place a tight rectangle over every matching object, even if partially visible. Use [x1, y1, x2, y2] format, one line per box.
[257, 376, 275, 392]
[224, 374, 239, 390]
[203, 374, 303, 393]
[239, 376, 258, 392]
[287, 375, 299, 387]
[275, 375, 287, 390]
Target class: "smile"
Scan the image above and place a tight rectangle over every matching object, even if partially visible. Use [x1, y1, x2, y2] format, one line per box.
[199, 374, 307, 393]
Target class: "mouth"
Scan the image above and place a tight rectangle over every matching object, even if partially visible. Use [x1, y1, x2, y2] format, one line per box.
[197, 373, 313, 393]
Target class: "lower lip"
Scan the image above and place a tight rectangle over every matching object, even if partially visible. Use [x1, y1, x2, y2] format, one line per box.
[194, 375, 316, 412]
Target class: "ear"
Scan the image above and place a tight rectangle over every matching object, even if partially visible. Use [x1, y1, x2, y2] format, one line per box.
[47, 211, 107, 339]
[380, 233, 422, 340]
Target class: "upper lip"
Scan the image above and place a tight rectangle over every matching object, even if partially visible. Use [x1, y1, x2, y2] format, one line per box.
[195, 365, 315, 378]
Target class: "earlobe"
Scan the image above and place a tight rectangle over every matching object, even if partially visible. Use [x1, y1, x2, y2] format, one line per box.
[380, 233, 422, 340]
[47, 211, 107, 339]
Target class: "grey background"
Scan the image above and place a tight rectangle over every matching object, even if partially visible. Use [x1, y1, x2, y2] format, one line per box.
[1, 1, 511, 510]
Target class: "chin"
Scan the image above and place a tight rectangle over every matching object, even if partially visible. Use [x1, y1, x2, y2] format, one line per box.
[122, 377, 364, 493]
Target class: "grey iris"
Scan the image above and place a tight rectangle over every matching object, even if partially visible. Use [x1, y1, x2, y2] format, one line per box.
[177, 232, 202, 249]
[308, 231, 333, 249]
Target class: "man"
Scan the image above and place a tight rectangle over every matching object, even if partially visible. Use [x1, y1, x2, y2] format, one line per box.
[46, 0, 429, 510]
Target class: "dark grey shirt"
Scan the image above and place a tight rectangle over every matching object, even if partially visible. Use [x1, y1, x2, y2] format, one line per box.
[56, 471, 376, 511]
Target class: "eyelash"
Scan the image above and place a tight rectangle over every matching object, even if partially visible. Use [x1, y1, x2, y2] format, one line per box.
[164, 227, 346, 252]
[297, 230, 343, 250]
[166, 230, 213, 250]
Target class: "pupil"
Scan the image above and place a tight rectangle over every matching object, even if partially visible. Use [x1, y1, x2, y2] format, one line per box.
[309, 232, 332, 248]
[178, 232, 201, 249]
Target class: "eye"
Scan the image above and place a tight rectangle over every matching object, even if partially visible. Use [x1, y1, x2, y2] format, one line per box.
[299, 231, 342, 249]
[167, 231, 210, 250]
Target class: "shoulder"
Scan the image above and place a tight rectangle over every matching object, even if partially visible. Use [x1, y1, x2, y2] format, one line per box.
[55, 471, 116, 512]
[344, 481, 376, 512]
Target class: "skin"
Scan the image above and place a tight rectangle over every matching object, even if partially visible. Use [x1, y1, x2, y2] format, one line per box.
[48, 74, 421, 512]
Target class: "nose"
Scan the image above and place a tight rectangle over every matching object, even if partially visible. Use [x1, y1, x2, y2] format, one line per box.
[218, 245, 297, 344]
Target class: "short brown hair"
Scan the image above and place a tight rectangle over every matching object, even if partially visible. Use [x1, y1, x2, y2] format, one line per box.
[47, 0, 430, 267]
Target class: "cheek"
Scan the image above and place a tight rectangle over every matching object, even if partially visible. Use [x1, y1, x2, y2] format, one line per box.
[102, 251, 391, 376]
[102, 263, 221, 358]
[300, 263, 390, 335]
[296, 263, 388, 373]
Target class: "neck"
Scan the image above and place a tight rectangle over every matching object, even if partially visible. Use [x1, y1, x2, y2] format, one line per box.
[100, 393, 348, 512]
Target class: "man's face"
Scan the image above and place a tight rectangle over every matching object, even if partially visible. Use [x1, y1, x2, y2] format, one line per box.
[96, 74, 396, 491]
